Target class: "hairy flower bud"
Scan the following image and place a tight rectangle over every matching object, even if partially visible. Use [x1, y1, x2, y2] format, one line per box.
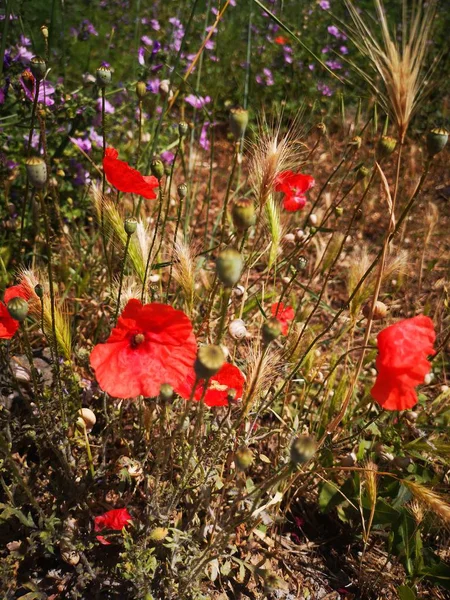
[235, 446, 254, 472]
[177, 183, 187, 199]
[26, 157, 47, 188]
[149, 527, 168, 542]
[178, 121, 189, 138]
[355, 164, 369, 182]
[96, 65, 112, 87]
[159, 383, 174, 401]
[194, 345, 225, 380]
[151, 158, 164, 180]
[30, 56, 47, 80]
[135, 81, 147, 101]
[290, 435, 317, 465]
[7, 297, 29, 322]
[34, 284, 44, 298]
[231, 197, 256, 231]
[426, 128, 448, 158]
[229, 107, 249, 141]
[216, 248, 243, 288]
[377, 135, 397, 161]
[316, 122, 327, 136]
[262, 317, 283, 345]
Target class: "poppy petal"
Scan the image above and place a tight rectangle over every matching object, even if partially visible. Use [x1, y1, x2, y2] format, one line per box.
[103, 147, 159, 199]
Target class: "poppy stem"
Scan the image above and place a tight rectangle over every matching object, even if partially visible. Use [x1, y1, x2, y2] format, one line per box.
[216, 287, 231, 344]
[80, 421, 95, 479]
[115, 231, 132, 322]
[141, 180, 164, 303]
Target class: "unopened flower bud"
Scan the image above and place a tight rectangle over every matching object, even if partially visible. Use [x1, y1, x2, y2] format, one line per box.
[194, 345, 225, 380]
[309, 213, 318, 226]
[231, 197, 256, 231]
[149, 527, 168, 542]
[316, 122, 327, 136]
[262, 317, 282, 345]
[334, 206, 344, 217]
[290, 435, 317, 465]
[30, 56, 47, 80]
[362, 300, 387, 320]
[227, 388, 237, 403]
[235, 446, 254, 472]
[426, 128, 448, 158]
[34, 284, 44, 298]
[159, 79, 173, 100]
[159, 383, 173, 401]
[40, 25, 49, 39]
[76, 408, 96, 432]
[216, 248, 243, 288]
[124, 217, 137, 236]
[178, 121, 189, 138]
[377, 135, 397, 161]
[151, 158, 164, 180]
[25, 156, 47, 188]
[135, 81, 147, 101]
[348, 135, 361, 149]
[229, 107, 249, 141]
[177, 183, 187, 199]
[7, 297, 29, 322]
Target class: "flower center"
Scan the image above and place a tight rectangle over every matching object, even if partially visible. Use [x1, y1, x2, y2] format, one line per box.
[131, 333, 145, 348]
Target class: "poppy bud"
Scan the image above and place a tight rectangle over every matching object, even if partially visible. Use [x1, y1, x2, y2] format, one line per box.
[159, 383, 173, 401]
[229, 107, 249, 141]
[227, 388, 237, 403]
[151, 158, 164, 180]
[76, 408, 96, 432]
[159, 79, 173, 100]
[30, 56, 47, 80]
[290, 435, 317, 465]
[355, 164, 369, 182]
[194, 344, 225, 380]
[25, 156, 47, 188]
[235, 446, 254, 471]
[124, 217, 137, 235]
[178, 121, 189, 138]
[362, 300, 387, 320]
[348, 135, 362, 149]
[231, 197, 256, 231]
[177, 183, 187, 199]
[262, 317, 282, 345]
[40, 25, 49, 39]
[34, 284, 44, 298]
[149, 527, 168, 542]
[426, 128, 448, 158]
[216, 248, 244, 288]
[376, 135, 397, 161]
[316, 122, 327, 136]
[334, 206, 343, 217]
[7, 297, 29, 322]
[136, 81, 147, 101]
[96, 66, 112, 87]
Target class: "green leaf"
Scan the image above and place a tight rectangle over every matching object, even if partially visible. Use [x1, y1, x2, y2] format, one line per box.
[397, 585, 417, 600]
[0, 504, 36, 528]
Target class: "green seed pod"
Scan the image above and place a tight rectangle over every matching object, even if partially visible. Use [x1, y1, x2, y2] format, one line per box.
[334, 206, 344, 217]
[231, 197, 256, 231]
[216, 248, 243, 288]
[235, 446, 254, 472]
[376, 135, 397, 161]
[30, 56, 47, 81]
[194, 344, 225, 380]
[262, 317, 283, 345]
[355, 163, 370, 182]
[177, 183, 187, 199]
[151, 159, 164, 180]
[149, 527, 168, 542]
[35, 284, 44, 298]
[124, 217, 137, 235]
[229, 107, 249, 141]
[426, 127, 448, 158]
[178, 121, 189, 138]
[159, 383, 173, 401]
[348, 135, 362, 149]
[290, 435, 317, 465]
[96, 66, 112, 87]
[135, 81, 147, 101]
[7, 297, 29, 322]
[25, 157, 47, 189]
[40, 25, 49, 40]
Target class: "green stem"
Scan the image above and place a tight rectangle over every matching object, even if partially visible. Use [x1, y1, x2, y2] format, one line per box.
[115, 232, 132, 321]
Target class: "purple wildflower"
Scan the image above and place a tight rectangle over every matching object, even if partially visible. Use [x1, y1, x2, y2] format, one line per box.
[96, 97, 115, 114]
[141, 35, 152, 46]
[317, 82, 333, 96]
[319, 0, 330, 9]
[71, 137, 92, 153]
[185, 94, 211, 109]
[199, 121, 210, 151]
[160, 150, 175, 164]
[20, 72, 55, 106]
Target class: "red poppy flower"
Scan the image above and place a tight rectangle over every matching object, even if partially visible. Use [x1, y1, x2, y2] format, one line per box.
[94, 508, 133, 545]
[179, 362, 245, 407]
[90, 299, 197, 399]
[4, 284, 31, 304]
[371, 315, 436, 411]
[103, 147, 159, 199]
[274, 36, 288, 45]
[271, 302, 295, 335]
[274, 170, 315, 212]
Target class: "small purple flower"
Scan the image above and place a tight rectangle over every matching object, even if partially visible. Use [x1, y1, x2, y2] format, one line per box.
[71, 137, 92, 153]
[185, 94, 211, 109]
[151, 19, 160, 30]
[147, 78, 160, 94]
[20, 35, 32, 46]
[325, 59, 343, 70]
[340, 45, 349, 55]
[199, 121, 210, 151]
[89, 127, 103, 147]
[317, 82, 333, 96]
[160, 150, 175, 164]
[96, 97, 115, 113]
[141, 35, 152, 46]
[20, 73, 55, 106]
[138, 47, 146, 66]
[14, 46, 33, 63]
[327, 25, 346, 40]
[319, 0, 330, 9]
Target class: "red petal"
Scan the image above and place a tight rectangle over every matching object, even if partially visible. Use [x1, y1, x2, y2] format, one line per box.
[4, 284, 31, 304]
[103, 147, 159, 200]
[283, 193, 307, 212]
[178, 363, 245, 407]
[0, 303, 19, 339]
